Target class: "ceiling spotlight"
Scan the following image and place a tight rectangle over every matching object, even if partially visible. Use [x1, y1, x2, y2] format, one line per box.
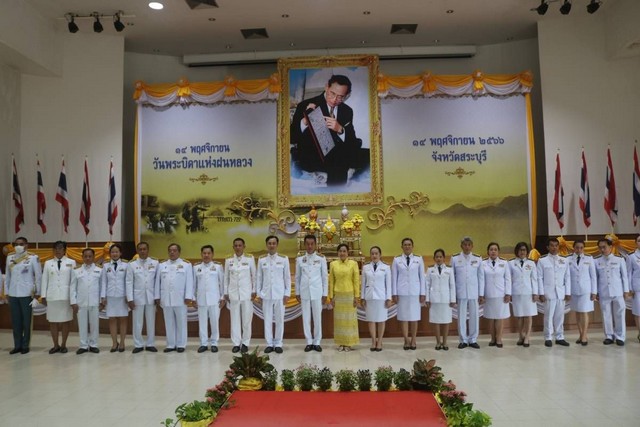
[113, 13, 125, 32]
[587, 0, 601, 14]
[534, 0, 549, 15]
[66, 14, 79, 33]
[93, 13, 103, 33]
[560, 0, 572, 15]
[149, 2, 164, 10]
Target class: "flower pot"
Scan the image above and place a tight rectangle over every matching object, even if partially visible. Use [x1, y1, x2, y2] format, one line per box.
[411, 381, 431, 391]
[238, 377, 263, 390]
[180, 415, 215, 427]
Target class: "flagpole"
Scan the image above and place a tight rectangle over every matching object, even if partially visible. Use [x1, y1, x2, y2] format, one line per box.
[35, 153, 40, 250]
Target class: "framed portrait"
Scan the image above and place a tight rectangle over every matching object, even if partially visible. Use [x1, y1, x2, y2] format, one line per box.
[277, 55, 383, 207]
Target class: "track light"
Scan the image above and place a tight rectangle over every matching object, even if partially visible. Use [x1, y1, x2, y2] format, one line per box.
[559, 0, 572, 15]
[587, 0, 601, 14]
[66, 14, 79, 33]
[113, 13, 125, 32]
[93, 13, 103, 33]
[535, 1, 549, 15]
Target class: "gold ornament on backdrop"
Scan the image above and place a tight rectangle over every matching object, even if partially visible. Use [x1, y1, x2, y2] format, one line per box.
[189, 173, 219, 185]
[323, 215, 337, 242]
[366, 191, 430, 230]
[229, 196, 297, 235]
[445, 167, 475, 179]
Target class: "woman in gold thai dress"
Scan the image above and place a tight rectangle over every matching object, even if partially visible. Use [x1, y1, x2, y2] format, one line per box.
[329, 244, 360, 351]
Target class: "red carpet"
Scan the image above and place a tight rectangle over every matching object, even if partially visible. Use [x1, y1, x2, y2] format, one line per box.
[214, 390, 446, 427]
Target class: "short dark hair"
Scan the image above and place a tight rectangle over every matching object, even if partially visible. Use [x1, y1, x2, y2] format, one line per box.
[487, 242, 500, 251]
[137, 241, 149, 249]
[82, 248, 95, 256]
[304, 234, 316, 243]
[14, 237, 28, 244]
[327, 75, 352, 94]
[573, 239, 585, 246]
[233, 237, 245, 246]
[547, 237, 560, 246]
[53, 240, 67, 250]
[337, 243, 349, 253]
[201, 244, 214, 253]
[401, 237, 414, 246]
[514, 241, 529, 256]
[598, 238, 612, 247]
[434, 248, 445, 258]
[265, 235, 279, 244]
[168, 243, 181, 252]
[370, 246, 382, 255]
[110, 243, 123, 253]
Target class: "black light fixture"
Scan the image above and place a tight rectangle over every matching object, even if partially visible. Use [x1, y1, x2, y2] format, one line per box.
[535, 0, 549, 15]
[93, 13, 103, 33]
[113, 13, 125, 32]
[587, 0, 602, 14]
[66, 14, 79, 33]
[560, 0, 572, 15]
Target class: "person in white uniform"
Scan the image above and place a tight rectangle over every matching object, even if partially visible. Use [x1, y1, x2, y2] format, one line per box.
[6, 237, 42, 355]
[425, 249, 456, 351]
[450, 236, 484, 349]
[295, 234, 328, 352]
[625, 234, 640, 343]
[41, 241, 77, 354]
[155, 243, 194, 353]
[224, 237, 256, 354]
[100, 243, 129, 353]
[256, 235, 291, 354]
[194, 244, 224, 353]
[391, 238, 426, 351]
[126, 241, 159, 353]
[508, 242, 538, 347]
[537, 237, 571, 347]
[568, 239, 597, 345]
[361, 246, 392, 352]
[480, 242, 511, 348]
[595, 238, 630, 346]
[70, 248, 101, 354]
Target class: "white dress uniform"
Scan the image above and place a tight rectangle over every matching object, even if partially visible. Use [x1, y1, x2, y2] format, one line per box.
[595, 254, 629, 341]
[70, 263, 102, 349]
[126, 257, 159, 349]
[450, 252, 484, 344]
[537, 254, 571, 341]
[425, 264, 456, 324]
[194, 261, 224, 347]
[224, 253, 256, 348]
[391, 253, 426, 321]
[256, 253, 291, 348]
[625, 250, 640, 315]
[568, 253, 597, 313]
[100, 259, 129, 317]
[5, 251, 42, 350]
[41, 256, 77, 322]
[361, 261, 392, 322]
[155, 258, 194, 349]
[481, 258, 511, 320]
[508, 258, 538, 317]
[295, 252, 328, 346]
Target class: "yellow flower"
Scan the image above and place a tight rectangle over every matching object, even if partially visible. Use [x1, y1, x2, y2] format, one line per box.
[341, 220, 355, 231]
[351, 214, 363, 225]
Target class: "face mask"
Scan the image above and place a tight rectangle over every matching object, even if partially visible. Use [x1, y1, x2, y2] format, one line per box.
[14, 245, 25, 254]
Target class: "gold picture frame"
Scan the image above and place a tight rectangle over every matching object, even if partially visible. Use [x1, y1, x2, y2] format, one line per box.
[277, 55, 383, 207]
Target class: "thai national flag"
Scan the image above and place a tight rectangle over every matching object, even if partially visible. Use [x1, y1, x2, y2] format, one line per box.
[579, 150, 591, 228]
[552, 153, 565, 230]
[79, 159, 91, 235]
[633, 146, 640, 226]
[37, 159, 47, 233]
[108, 160, 118, 235]
[604, 148, 618, 227]
[55, 159, 70, 233]
[12, 157, 24, 233]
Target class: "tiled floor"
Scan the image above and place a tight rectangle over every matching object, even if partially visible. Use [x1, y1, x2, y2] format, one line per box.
[1, 330, 639, 426]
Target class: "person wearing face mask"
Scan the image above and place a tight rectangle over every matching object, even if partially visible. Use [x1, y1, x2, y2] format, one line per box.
[425, 249, 456, 351]
[508, 242, 538, 347]
[5, 237, 42, 355]
[480, 242, 511, 348]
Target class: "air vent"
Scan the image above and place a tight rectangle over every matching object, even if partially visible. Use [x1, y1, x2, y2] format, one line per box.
[185, 0, 218, 10]
[390, 24, 418, 35]
[241, 28, 269, 39]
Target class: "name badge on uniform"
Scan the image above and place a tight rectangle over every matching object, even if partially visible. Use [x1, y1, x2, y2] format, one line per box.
[525, 265, 532, 270]
[66, 263, 73, 268]
[558, 259, 565, 265]
[313, 260, 320, 265]
[210, 266, 216, 271]
[177, 264, 184, 269]
[276, 262, 283, 266]
[242, 262, 249, 266]
[498, 263, 505, 268]
[22, 266, 29, 273]
[471, 260, 478, 265]
[107, 268, 112, 273]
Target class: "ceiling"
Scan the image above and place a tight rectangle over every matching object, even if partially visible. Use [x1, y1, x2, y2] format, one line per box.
[25, 0, 612, 57]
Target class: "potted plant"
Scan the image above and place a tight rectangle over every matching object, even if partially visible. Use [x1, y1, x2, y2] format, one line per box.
[281, 369, 295, 391]
[162, 400, 216, 427]
[334, 369, 357, 392]
[262, 369, 278, 391]
[394, 368, 412, 391]
[374, 366, 394, 391]
[411, 359, 444, 391]
[295, 364, 318, 391]
[316, 367, 333, 391]
[356, 369, 372, 391]
[229, 347, 275, 390]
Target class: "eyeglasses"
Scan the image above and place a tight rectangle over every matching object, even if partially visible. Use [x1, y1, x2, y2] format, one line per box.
[326, 89, 348, 101]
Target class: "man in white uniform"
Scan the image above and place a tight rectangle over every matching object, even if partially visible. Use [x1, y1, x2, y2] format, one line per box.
[224, 237, 256, 353]
[595, 238, 630, 346]
[154, 243, 193, 353]
[126, 241, 159, 353]
[194, 244, 225, 353]
[41, 241, 77, 354]
[70, 248, 102, 354]
[5, 237, 42, 354]
[256, 235, 291, 354]
[537, 237, 571, 347]
[295, 234, 328, 352]
[450, 237, 484, 349]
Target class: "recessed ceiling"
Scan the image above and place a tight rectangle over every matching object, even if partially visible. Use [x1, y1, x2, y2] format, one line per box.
[24, 0, 613, 56]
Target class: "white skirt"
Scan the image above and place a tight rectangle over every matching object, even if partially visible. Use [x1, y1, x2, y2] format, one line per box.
[397, 295, 421, 321]
[483, 297, 510, 320]
[511, 295, 537, 317]
[365, 299, 387, 322]
[106, 296, 129, 317]
[429, 303, 452, 324]
[570, 293, 594, 313]
[632, 293, 640, 316]
[46, 300, 73, 322]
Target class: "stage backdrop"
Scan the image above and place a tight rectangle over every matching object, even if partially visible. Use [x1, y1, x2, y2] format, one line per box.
[135, 67, 534, 259]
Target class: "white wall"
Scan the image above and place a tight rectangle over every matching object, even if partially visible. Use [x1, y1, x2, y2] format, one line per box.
[539, 15, 640, 236]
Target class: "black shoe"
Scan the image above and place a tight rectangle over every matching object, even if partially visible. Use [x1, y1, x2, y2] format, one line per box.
[197, 346, 208, 353]
[435, 345, 442, 351]
[523, 343, 530, 348]
[603, 339, 613, 345]
[409, 346, 417, 350]
[371, 347, 377, 352]
[581, 341, 588, 346]
[89, 347, 100, 353]
[132, 347, 144, 354]
[615, 339, 625, 346]
[375, 348, 382, 352]
[496, 343, 503, 348]
[544, 340, 552, 347]
[177, 348, 185, 353]
[9, 348, 22, 355]
[118, 346, 125, 353]
[60, 347, 68, 354]
[21, 348, 30, 354]
[403, 345, 411, 351]
[76, 348, 88, 355]
[304, 345, 313, 352]
[469, 343, 480, 349]
[556, 339, 570, 347]
[314, 345, 323, 352]
[517, 339, 524, 346]
[264, 346, 274, 354]
[442, 345, 449, 351]
[164, 347, 176, 353]
[145, 346, 158, 353]
[275, 347, 283, 354]
[240, 345, 248, 353]
[575, 339, 582, 344]
[110, 345, 118, 353]
[458, 343, 468, 349]
[488, 341, 497, 347]
[211, 346, 219, 353]
[232, 346, 241, 353]
[49, 346, 61, 354]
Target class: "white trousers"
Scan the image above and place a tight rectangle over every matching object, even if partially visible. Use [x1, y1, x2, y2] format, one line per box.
[543, 299, 565, 340]
[600, 296, 626, 341]
[132, 303, 156, 348]
[262, 299, 285, 347]
[229, 300, 253, 347]
[457, 298, 479, 344]
[163, 305, 187, 349]
[301, 298, 323, 345]
[77, 306, 99, 349]
[198, 304, 221, 346]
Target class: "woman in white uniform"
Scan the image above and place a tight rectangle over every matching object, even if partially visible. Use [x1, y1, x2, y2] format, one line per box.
[625, 234, 640, 343]
[100, 244, 129, 352]
[569, 239, 597, 345]
[361, 246, 392, 352]
[425, 249, 456, 350]
[508, 242, 538, 347]
[481, 242, 511, 348]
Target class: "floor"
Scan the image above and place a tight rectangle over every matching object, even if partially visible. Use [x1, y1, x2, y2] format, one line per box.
[0, 330, 639, 427]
